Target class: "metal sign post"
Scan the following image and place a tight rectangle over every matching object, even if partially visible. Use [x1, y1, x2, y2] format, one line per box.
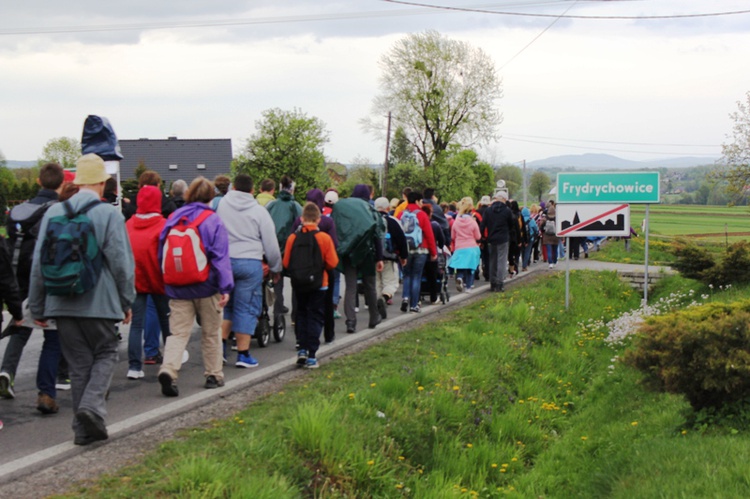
[556, 171, 660, 309]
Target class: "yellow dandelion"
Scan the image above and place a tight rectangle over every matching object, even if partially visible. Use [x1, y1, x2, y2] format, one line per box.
[417, 386, 424, 391]
[370, 383, 376, 388]
[491, 463, 498, 468]
[398, 456, 405, 461]
[681, 430, 688, 435]
[631, 421, 638, 427]
[348, 393, 355, 399]
[581, 436, 588, 441]
[501, 463, 508, 468]
[518, 400, 524, 404]
[396, 484, 404, 489]
[453, 386, 460, 391]
[461, 488, 468, 492]
[367, 460, 375, 466]
[500, 469, 507, 473]
[466, 443, 473, 448]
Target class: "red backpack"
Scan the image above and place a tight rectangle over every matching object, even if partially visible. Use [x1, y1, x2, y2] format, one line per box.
[161, 210, 214, 286]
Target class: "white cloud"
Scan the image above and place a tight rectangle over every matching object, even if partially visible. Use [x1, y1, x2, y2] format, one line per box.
[1, 0, 749, 165]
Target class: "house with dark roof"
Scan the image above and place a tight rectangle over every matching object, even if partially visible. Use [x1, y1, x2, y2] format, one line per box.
[118, 137, 232, 186]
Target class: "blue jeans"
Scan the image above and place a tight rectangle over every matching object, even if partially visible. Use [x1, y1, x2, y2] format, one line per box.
[1, 326, 61, 398]
[128, 293, 171, 370]
[402, 252, 428, 308]
[458, 268, 476, 289]
[522, 243, 533, 269]
[224, 258, 263, 336]
[144, 295, 169, 358]
[546, 244, 558, 265]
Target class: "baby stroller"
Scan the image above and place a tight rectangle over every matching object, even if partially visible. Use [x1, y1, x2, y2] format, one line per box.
[420, 246, 451, 304]
[255, 266, 286, 347]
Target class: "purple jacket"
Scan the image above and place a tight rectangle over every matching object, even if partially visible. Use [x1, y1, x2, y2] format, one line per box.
[159, 202, 234, 299]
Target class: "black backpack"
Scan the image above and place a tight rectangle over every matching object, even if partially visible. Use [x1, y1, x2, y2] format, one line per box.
[287, 228, 324, 293]
[7, 200, 56, 295]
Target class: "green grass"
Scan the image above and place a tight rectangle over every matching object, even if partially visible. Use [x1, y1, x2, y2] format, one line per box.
[630, 204, 750, 243]
[57, 273, 750, 498]
[585, 203, 750, 265]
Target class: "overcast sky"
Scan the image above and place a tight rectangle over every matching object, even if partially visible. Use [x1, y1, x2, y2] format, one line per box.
[1, 0, 749, 166]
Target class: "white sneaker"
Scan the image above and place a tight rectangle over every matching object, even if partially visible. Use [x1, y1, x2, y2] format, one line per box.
[127, 369, 145, 380]
[182, 350, 190, 364]
[549, 264, 554, 269]
[456, 277, 464, 293]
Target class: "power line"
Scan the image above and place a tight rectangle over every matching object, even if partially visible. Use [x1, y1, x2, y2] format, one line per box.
[381, 0, 750, 20]
[499, 0, 578, 70]
[0, 2, 582, 36]
[503, 133, 720, 148]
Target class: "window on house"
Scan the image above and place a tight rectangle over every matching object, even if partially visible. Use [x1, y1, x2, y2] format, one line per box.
[197, 164, 206, 170]
[169, 164, 178, 170]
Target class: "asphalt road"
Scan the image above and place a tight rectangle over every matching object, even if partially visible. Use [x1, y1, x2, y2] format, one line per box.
[0, 271, 481, 484]
[0, 256, 670, 487]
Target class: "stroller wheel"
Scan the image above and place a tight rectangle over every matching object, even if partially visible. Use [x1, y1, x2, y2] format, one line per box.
[273, 314, 286, 342]
[256, 316, 271, 348]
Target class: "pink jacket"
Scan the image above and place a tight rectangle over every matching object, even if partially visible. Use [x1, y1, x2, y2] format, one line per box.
[451, 214, 481, 251]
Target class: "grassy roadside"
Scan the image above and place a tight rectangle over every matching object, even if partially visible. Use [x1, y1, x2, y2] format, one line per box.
[58, 272, 750, 498]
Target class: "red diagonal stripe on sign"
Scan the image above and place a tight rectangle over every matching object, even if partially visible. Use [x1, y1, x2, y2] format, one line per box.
[558, 204, 629, 236]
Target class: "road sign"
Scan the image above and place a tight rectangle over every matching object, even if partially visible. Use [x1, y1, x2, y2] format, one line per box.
[556, 203, 631, 237]
[557, 172, 660, 204]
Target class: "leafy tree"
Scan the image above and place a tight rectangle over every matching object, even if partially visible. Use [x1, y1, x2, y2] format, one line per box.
[0, 148, 6, 168]
[495, 165, 523, 197]
[529, 171, 552, 202]
[364, 30, 502, 172]
[387, 162, 427, 200]
[233, 108, 330, 197]
[339, 164, 378, 198]
[39, 137, 81, 169]
[715, 91, 750, 199]
[0, 165, 15, 222]
[389, 126, 416, 166]
[471, 160, 495, 203]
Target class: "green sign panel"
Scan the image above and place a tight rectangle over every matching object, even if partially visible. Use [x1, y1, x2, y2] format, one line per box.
[557, 172, 660, 204]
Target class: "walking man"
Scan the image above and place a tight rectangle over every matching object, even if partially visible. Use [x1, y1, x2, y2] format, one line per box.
[29, 154, 135, 445]
[480, 191, 515, 292]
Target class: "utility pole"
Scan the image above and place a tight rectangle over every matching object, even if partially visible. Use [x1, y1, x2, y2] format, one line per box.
[382, 112, 392, 196]
[522, 159, 527, 207]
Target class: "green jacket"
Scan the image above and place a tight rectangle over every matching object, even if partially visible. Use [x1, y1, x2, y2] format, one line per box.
[266, 191, 302, 253]
[332, 198, 385, 273]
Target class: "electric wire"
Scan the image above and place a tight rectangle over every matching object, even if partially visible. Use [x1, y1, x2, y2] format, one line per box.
[381, 0, 750, 20]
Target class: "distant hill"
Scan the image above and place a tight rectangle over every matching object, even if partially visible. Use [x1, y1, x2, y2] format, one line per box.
[4, 160, 37, 168]
[527, 153, 717, 170]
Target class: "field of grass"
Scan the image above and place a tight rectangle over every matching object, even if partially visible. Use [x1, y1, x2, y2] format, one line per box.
[629, 204, 749, 243]
[58, 272, 750, 498]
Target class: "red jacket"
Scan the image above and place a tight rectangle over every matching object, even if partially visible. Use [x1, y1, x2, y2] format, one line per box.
[126, 214, 167, 295]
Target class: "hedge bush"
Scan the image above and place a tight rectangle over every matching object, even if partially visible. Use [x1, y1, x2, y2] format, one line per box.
[625, 300, 750, 411]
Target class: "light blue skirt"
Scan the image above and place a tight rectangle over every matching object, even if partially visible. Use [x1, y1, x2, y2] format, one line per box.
[449, 246, 480, 271]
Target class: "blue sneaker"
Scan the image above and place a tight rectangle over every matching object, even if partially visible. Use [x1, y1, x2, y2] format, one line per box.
[296, 349, 308, 367]
[305, 358, 319, 369]
[236, 353, 259, 368]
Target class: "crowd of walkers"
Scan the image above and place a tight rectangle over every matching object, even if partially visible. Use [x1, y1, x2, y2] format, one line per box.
[0, 154, 569, 445]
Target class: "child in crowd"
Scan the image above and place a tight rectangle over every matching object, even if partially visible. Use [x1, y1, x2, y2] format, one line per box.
[283, 203, 339, 369]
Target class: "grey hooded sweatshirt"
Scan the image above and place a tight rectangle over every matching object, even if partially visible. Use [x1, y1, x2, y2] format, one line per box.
[215, 190, 282, 273]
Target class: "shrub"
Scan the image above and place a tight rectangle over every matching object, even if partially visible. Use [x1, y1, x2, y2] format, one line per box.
[671, 240, 750, 287]
[670, 239, 714, 279]
[702, 241, 750, 287]
[624, 300, 750, 411]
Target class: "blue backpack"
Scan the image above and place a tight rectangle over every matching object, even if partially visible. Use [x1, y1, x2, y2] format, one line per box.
[40, 199, 103, 296]
[401, 210, 423, 251]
